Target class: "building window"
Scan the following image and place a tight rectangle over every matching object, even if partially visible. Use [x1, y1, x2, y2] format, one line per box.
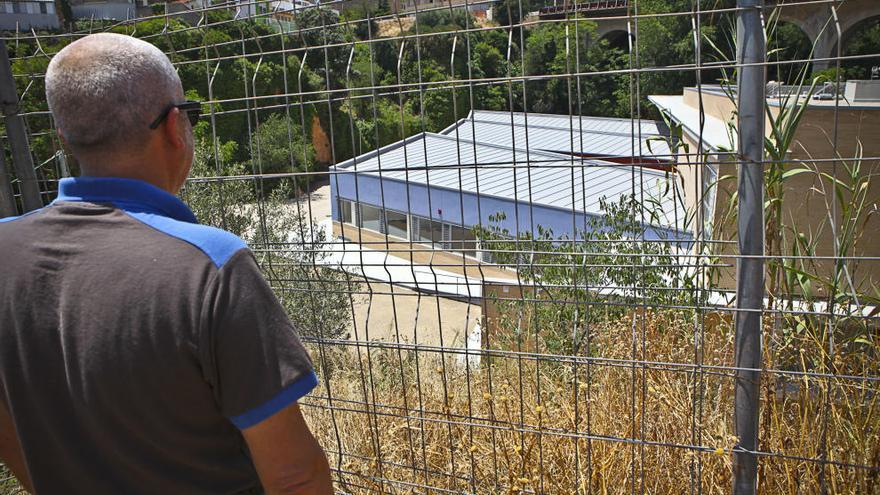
[410, 215, 482, 257]
[342, 201, 410, 240]
[359, 204, 384, 233]
[412, 216, 443, 244]
[385, 210, 408, 239]
[449, 224, 478, 257]
[12, 1, 23, 13]
[39, 2, 47, 13]
[345, 204, 482, 259]
[338, 199, 354, 225]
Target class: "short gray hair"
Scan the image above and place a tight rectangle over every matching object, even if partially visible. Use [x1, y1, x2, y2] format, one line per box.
[45, 33, 182, 154]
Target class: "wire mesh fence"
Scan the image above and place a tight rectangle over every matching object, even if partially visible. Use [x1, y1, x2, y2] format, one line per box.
[1, 0, 879, 493]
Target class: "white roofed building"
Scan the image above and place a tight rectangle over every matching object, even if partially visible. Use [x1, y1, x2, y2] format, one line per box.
[330, 111, 691, 266]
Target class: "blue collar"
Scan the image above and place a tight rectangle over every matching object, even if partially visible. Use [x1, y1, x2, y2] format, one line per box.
[54, 177, 198, 224]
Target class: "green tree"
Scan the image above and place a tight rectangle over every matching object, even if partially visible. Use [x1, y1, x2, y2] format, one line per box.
[842, 19, 880, 80]
[475, 189, 690, 355]
[520, 18, 630, 117]
[493, 0, 533, 27]
[768, 21, 813, 83]
[250, 113, 316, 195]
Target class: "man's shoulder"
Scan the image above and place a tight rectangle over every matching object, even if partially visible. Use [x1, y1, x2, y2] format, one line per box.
[124, 210, 248, 269]
[0, 207, 44, 225]
[0, 205, 250, 269]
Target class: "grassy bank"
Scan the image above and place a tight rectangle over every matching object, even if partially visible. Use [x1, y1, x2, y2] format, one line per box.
[301, 310, 880, 494]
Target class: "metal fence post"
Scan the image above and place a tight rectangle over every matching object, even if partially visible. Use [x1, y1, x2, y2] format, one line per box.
[0, 39, 42, 213]
[0, 144, 15, 217]
[733, 1, 766, 494]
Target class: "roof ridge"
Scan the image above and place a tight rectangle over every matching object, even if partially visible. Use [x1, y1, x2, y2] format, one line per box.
[470, 109, 663, 126]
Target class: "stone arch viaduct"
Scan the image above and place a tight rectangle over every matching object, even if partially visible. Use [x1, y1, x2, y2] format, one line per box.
[775, 0, 880, 71]
[574, 0, 880, 71]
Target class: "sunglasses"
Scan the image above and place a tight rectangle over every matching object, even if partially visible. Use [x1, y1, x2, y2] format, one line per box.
[149, 100, 202, 130]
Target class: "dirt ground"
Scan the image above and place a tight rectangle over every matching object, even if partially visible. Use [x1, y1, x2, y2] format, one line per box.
[375, 14, 494, 38]
[376, 17, 415, 38]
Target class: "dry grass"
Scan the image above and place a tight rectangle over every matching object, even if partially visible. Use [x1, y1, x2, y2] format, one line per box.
[302, 310, 880, 494]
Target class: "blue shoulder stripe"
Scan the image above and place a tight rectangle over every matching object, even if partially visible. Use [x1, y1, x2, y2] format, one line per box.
[229, 371, 319, 430]
[123, 211, 248, 268]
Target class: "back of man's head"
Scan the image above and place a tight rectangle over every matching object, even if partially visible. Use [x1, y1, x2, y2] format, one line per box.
[45, 33, 182, 160]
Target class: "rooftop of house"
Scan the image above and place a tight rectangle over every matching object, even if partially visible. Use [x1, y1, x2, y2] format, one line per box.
[440, 110, 673, 164]
[333, 130, 687, 232]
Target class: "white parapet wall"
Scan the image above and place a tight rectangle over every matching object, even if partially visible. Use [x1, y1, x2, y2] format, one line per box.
[845, 80, 880, 103]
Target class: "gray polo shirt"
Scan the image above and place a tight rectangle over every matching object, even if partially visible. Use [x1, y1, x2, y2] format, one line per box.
[0, 177, 318, 494]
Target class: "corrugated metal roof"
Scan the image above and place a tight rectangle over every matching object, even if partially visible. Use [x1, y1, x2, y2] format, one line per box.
[335, 131, 687, 231]
[439, 110, 673, 159]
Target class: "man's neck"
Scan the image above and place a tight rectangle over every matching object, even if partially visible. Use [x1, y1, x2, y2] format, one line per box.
[79, 160, 178, 195]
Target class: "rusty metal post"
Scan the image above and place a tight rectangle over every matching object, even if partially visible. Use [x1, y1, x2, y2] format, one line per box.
[0, 143, 15, 217]
[0, 39, 42, 213]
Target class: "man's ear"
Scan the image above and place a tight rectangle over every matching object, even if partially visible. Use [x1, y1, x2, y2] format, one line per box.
[161, 107, 186, 150]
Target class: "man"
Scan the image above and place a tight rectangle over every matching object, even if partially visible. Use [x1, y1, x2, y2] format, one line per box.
[0, 33, 332, 494]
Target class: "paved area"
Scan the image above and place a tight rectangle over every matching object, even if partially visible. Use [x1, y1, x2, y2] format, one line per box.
[299, 183, 331, 224]
[347, 282, 481, 351]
